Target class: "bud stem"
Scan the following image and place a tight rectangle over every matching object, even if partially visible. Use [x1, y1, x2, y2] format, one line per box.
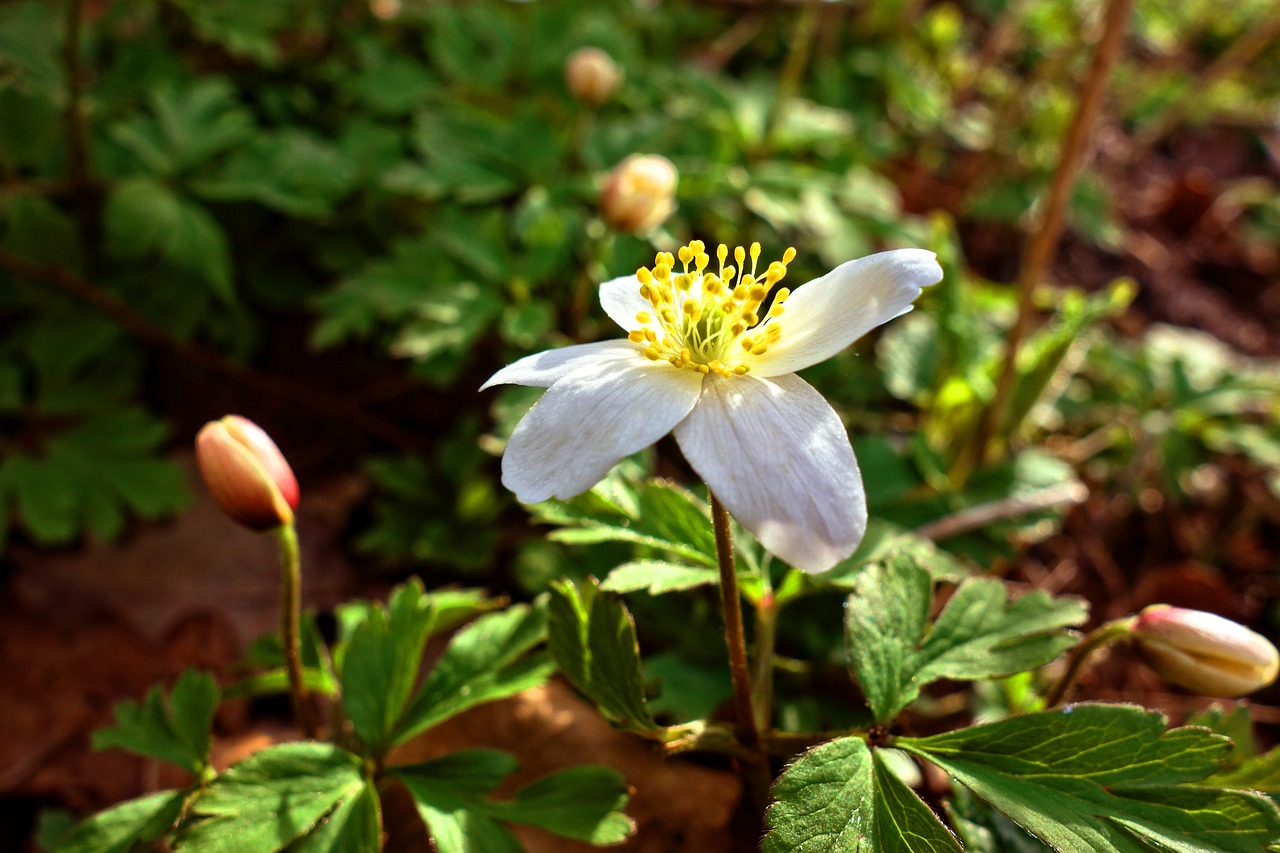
[1044, 616, 1136, 707]
[276, 523, 317, 739]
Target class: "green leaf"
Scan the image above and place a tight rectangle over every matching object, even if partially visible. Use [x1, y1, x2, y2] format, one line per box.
[899, 705, 1280, 852]
[763, 736, 961, 853]
[1207, 745, 1280, 794]
[93, 669, 219, 775]
[535, 480, 718, 567]
[194, 131, 357, 218]
[178, 743, 366, 852]
[601, 559, 721, 596]
[104, 178, 234, 301]
[167, 0, 294, 65]
[51, 790, 185, 853]
[547, 578, 657, 731]
[845, 554, 1086, 723]
[340, 579, 437, 753]
[395, 605, 552, 745]
[292, 781, 381, 853]
[107, 79, 255, 175]
[392, 750, 633, 852]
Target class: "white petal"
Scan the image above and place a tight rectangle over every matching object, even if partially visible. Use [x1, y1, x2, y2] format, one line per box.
[674, 372, 866, 573]
[598, 274, 650, 333]
[480, 340, 638, 390]
[748, 249, 942, 377]
[503, 359, 704, 502]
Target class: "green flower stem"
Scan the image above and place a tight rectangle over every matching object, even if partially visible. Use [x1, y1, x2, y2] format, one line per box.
[710, 492, 760, 749]
[276, 523, 317, 739]
[1044, 616, 1136, 707]
[751, 583, 778, 738]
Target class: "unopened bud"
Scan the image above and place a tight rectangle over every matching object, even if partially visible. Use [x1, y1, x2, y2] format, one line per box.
[600, 154, 678, 236]
[196, 415, 299, 531]
[1131, 605, 1279, 697]
[565, 47, 622, 108]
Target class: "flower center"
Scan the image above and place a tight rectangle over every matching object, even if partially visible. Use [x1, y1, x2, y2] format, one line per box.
[626, 240, 796, 378]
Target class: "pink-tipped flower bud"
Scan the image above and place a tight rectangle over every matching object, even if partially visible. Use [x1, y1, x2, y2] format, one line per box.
[565, 47, 623, 108]
[1131, 605, 1279, 697]
[196, 415, 299, 531]
[600, 154, 678, 236]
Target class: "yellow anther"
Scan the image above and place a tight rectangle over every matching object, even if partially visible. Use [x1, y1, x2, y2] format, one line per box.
[768, 304, 786, 318]
[661, 308, 675, 324]
[682, 299, 697, 316]
[628, 330, 645, 343]
[690, 240, 705, 253]
[744, 312, 759, 326]
[732, 284, 747, 300]
[695, 253, 709, 272]
[717, 244, 728, 268]
[774, 287, 790, 303]
[741, 336, 755, 350]
[733, 364, 750, 375]
[766, 324, 782, 340]
[654, 263, 671, 280]
[678, 245, 693, 266]
[637, 267, 653, 285]
[734, 245, 745, 270]
[644, 346, 661, 360]
[752, 344, 768, 355]
[748, 284, 767, 301]
[749, 242, 761, 273]
[722, 265, 736, 285]
[638, 284, 650, 300]
[782, 247, 796, 265]
[731, 322, 745, 336]
[644, 328, 658, 342]
[669, 356, 681, 366]
[695, 364, 710, 374]
[636, 311, 652, 324]
[660, 252, 674, 267]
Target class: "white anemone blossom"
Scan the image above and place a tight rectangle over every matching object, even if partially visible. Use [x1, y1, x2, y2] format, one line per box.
[482, 241, 942, 573]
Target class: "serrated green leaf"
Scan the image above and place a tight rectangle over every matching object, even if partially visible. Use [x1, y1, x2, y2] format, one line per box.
[394, 605, 552, 745]
[846, 553, 1086, 722]
[340, 579, 437, 753]
[51, 790, 185, 853]
[194, 131, 357, 218]
[547, 578, 657, 731]
[178, 743, 365, 853]
[292, 781, 381, 853]
[535, 480, 718, 567]
[107, 79, 255, 175]
[1207, 745, 1280, 794]
[104, 178, 234, 301]
[600, 560, 720, 595]
[93, 669, 219, 775]
[764, 736, 961, 853]
[899, 704, 1280, 853]
[392, 750, 632, 852]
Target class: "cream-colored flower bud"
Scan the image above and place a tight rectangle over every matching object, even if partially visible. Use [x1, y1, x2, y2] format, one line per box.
[565, 47, 622, 108]
[600, 154, 677, 236]
[1132, 605, 1280, 697]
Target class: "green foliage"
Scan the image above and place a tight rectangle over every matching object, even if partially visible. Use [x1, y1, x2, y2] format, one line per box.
[548, 578, 658, 731]
[49, 790, 186, 853]
[392, 750, 633, 852]
[764, 736, 961, 853]
[177, 743, 372, 852]
[93, 669, 219, 776]
[394, 603, 553, 746]
[899, 705, 1280, 852]
[845, 553, 1087, 723]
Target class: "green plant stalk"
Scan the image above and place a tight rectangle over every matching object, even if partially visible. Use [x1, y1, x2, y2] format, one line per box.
[710, 493, 760, 749]
[276, 523, 317, 739]
[1044, 616, 1136, 707]
[762, 0, 821, 152]
[751, 584, 778, 738]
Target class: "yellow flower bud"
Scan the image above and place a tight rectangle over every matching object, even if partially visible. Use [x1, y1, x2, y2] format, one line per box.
[196, 415, 299, 531]
[600, 154, 677, 236]
[1131, 605, 1280, 697]
[564, 46, 623, 108]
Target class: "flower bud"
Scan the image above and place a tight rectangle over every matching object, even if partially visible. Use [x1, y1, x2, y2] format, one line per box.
[600, 154, 678, 236]
[565, 47, 623, 108]
[1131, 605, 1279, 697]
[196, 415, 299, 531]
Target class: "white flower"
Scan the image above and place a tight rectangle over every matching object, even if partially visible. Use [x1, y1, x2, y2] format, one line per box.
[482, 241, 942, 573]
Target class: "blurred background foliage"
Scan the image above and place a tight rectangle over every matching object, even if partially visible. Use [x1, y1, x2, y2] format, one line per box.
[1, 0, 1278, 629]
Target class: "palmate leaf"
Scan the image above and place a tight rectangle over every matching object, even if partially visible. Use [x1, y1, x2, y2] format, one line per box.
[845, 553, 1086, 723]
[177, 743, 376, 853]
[391, 749, 633, 853]
[339, 578, 437, 753]
[1207, 745, 1280, 794]
[51, 790, 186, 853]
[393, 604, 553, 747]
[93, 669, 219, 775]
[763, 736, 961, 853]
[898, 704, 1280, 852]
[547, 578, 657, 731]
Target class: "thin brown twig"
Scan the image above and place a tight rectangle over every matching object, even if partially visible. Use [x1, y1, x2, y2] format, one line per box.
[914, 481, 1089, 541]
[0, 249, 422, 448]
[974, 0, 1136, 465]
